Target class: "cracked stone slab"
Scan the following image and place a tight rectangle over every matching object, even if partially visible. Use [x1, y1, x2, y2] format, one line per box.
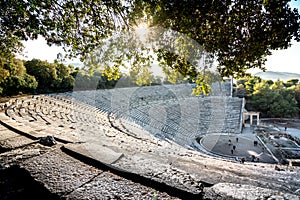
[65, 172, 179, 200]
[21, 149, 101, 196]
[63, 143, 124, 165]
[203, 183, 300, 200]
[112, 154, 204, 194]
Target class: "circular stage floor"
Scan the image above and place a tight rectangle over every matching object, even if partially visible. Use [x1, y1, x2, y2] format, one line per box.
[200, 134, 276, 163]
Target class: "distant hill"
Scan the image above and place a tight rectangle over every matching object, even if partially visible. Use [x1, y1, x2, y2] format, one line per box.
[64, 62, 83, 68]
[254, 71, 300, 82]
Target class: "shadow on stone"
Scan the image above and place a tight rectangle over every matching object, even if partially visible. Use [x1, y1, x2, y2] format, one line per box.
[0, 165, 60, 200]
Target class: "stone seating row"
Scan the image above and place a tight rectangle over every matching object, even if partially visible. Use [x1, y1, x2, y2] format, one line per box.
[0, 99, 17, 111]
[69, 84, 195, 110]
[124, 97, 242, 145]
[210, 81, 232, 96]
[1, 94, 113, 143]
[64, 85, 242, 146]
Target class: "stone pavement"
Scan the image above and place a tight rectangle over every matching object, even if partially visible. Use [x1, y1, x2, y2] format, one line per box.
[0, 124, 178, 199]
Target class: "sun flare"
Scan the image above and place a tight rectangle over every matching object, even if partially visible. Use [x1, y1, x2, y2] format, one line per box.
[134, 22, 150, 42]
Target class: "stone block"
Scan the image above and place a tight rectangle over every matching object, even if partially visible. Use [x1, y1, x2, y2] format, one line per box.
[22, 149, 100, 196]
[63, 143, 124, 165]
[65, 172, 178, 199]
[204, 183, 300, 200]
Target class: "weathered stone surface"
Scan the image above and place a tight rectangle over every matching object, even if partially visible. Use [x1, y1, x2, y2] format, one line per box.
[171, 154, 300, 195]
[0, 135, 35, 150]
[27, 129, 46, 138]
[0, 127, 20, 141]
[1, 90, 300, 199]
[112, 155, 205, 194]
[22, 149, 101, 196]
[0, 143, 51, 169]
[112, 146, 300, 197]
[63, 143, 124, 165]
[0, 125, 8, 131]
[66, 172, 179, 200]
[203, 183, 300, 200]
[0, 166, 60, 200]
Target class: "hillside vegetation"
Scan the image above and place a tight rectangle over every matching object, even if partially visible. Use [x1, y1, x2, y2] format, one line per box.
[235, 76, 300, 118]
[0, 56, 195, 97]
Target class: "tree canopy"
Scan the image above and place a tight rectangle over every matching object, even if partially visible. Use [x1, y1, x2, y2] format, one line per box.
[1, 0, 299, 94]
[0, 56, 173, 96]
[0, 56, 38, 95]
[139, 0, 300, 77]
[0, 0, 125, 58]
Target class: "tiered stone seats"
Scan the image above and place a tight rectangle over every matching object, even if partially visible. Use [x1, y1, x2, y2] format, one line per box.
[61, 83, 242, 146]
[0, 82, 243, 148]
[210, 81, 232, 96]
[0, 99, 14, 111]
[0, 94, 113, 143]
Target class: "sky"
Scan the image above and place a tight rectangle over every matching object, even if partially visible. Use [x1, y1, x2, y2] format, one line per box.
[18, 1, 300, 74]
[249, 0, 300, 74]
